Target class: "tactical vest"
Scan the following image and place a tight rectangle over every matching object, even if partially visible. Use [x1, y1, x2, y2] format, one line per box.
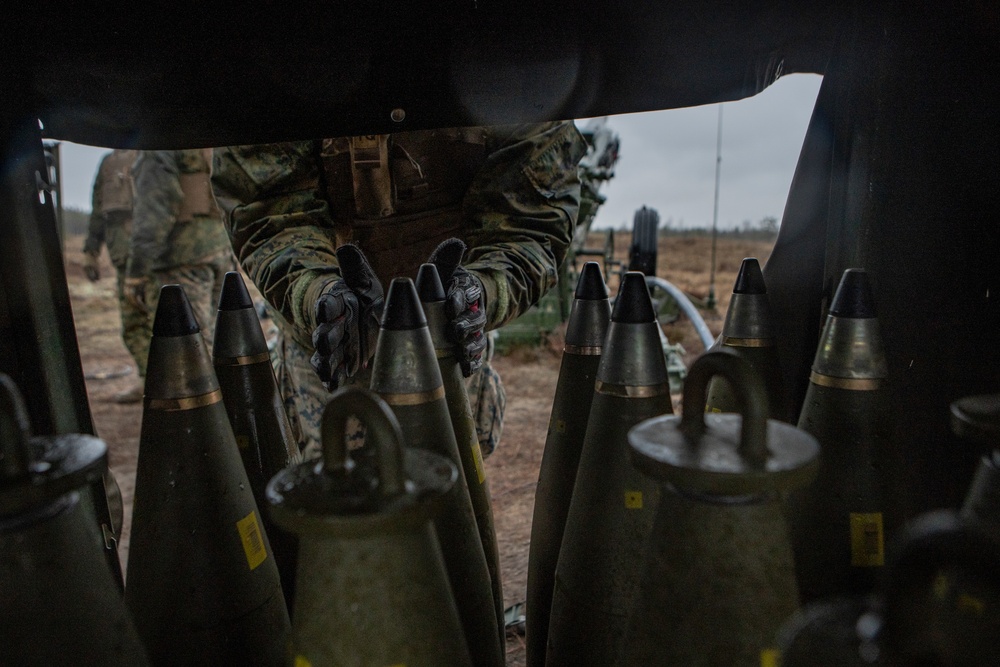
[320, 128, 488, 284]
[97, 149, 138, 215]
[178, 148, 221, 222]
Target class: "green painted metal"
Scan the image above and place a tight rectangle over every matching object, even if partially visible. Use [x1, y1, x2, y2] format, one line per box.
[213, 271, 303, 614]
[418, 263, 506, 650]
[546, 272, 672, 666]
[790, 381, 896, 598]
[787, 268, 898, 602]
[494, 288, 565, 351]
[0, 374, 150, 666]
[624, 350, 818, 665]
[706, 258, 785, 419]
[125, 286, 289, 665]
[525, 261, 610, 667]
[369, 278, 504, 667]
[268, 387, 472, 667]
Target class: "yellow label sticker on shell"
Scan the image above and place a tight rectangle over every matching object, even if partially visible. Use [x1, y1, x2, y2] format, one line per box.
[235, 435, 249, 450]
[760, 648, 780, 667]
[625, 491, 643, 509]
[472, 441, 486, 484]
[850, 512, 884, 566]
[294, 657, 312, 667]
[237, 511, 268, 571]
[710, 407, 722, 413]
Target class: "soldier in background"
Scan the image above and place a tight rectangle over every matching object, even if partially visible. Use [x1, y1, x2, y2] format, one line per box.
[212, 122, 586, 458]
[123, 149, 236, 402]
[83, 149, 148, 403]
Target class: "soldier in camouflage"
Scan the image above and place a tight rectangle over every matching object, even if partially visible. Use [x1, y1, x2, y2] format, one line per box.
[83, 149, 149, 403]
[212, 122, 586, 458]
[123, 149, 236, 402]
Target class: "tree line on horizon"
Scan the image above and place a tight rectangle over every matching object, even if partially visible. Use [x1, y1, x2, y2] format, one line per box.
[593, 214, 780, 240]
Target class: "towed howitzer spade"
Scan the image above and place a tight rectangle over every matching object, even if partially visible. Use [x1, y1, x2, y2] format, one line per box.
[787, 268, 898, 602]
[125, 285, 289, 665]
[525, 261, 611, 667]
[706, 257, 785, 419]
[416, 262, 505, 646]
[0, 373, 150, 666]
[625, 349, 819, 666]
[267, 387, 472, 666]
[546, 271, 673, 666]
[369, 277, 504, 667]
[213, 271, 302, 614]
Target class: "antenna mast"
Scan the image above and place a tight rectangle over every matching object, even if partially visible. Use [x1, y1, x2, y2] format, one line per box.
[706, 105, 723, 310]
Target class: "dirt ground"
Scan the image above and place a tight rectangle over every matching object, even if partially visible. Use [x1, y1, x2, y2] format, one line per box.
[64, 231, 773, 665]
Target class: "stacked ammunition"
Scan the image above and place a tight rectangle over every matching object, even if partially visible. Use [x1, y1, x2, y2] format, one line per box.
[625, 349, 818, 665]
[368, 277, 504, 667]
[16, 255, 998, 666]
[786, 268, 899, 601]
[417, 263, 505, 647]
[125, 285, 289, 665]
[212, 272, 301, 611]
[545, 271, 673, 665]
[705, 257, 784, 418]
[269, 387, 472, 665]
[525, 261, 610, 666]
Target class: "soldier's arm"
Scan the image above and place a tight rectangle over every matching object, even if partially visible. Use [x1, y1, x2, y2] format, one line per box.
[211, 141, 341, 346]
[127, 151, 184, 278]
[462, 121, 587, 330]
[83, 157, 107, 257]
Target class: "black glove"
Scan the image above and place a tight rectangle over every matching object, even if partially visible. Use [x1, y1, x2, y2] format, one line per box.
[310, 244, 385, 391]
[429, 238, 488, 377]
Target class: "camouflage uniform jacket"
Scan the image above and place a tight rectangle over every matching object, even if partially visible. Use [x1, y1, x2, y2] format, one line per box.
[84, 149, 138, 268]
[126, 149, 231, 278]
[212, 121, 587, 349]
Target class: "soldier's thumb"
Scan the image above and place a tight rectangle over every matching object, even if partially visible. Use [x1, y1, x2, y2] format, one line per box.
[428, 238, 466, 285]
[335, 244, 379, 296]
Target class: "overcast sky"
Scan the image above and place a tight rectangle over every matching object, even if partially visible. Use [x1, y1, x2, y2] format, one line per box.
[53, 73, 822, 230]
[588, 73, 823, 230]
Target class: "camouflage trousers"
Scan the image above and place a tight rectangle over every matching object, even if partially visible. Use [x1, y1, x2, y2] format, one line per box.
[271, 325, 505, 461]
[113, 265, 152, 376]
[126, 250, 237, 377]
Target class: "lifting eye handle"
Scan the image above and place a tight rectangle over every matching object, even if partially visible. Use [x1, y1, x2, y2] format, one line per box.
[679, 349, 770, 470]
[320, 387, 407, 498]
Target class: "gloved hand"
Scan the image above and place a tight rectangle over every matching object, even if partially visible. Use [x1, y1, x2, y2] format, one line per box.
[429, 238, 488, 377]
[310, 244, 385, 391]
[123, 276, 149, 312]
[83, 252, 100, 282]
